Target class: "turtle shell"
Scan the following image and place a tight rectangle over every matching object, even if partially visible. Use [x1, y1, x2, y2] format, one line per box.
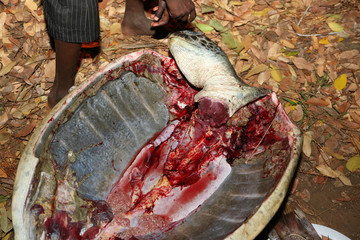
[12, 50, 302, 240]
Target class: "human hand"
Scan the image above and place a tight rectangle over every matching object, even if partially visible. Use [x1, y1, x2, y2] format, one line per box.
[151, 0, 196, 27]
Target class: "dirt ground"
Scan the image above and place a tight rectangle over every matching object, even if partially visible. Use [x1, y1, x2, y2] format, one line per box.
[1, 0, 360, 239]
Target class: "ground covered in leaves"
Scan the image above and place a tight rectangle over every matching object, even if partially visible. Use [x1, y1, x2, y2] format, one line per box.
[1, 0, 360, 239]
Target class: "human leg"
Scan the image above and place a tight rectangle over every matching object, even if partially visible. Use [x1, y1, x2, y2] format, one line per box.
[48, 40, 81, 108]
[122, 0, 155, 35]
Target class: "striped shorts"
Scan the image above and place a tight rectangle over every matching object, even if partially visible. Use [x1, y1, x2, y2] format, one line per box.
[43, 0, 100, 43]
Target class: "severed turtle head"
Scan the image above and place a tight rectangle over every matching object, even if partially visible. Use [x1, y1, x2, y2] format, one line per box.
[169, 30, 270, 127]
[169, 30, 237, 87]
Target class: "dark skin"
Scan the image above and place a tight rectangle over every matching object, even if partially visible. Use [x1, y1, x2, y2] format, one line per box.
[48, 0, 196, 108]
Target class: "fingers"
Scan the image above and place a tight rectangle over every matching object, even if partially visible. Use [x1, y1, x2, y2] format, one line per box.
[151, 0, 197, 27]
[153, 0, 166, 21]
[168, 1, 196, 23]
[151, 8, 170, 27]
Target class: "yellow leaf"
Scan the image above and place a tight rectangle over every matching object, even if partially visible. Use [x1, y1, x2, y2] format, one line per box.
[245, 64, 268, 78]
[334, 74, 347, 90]
[25, 0, 38, 11]
[328, 22, 344, 32]
[319, 37, 330, 45]
[229, 1, 243, 5]
[346, 155, 360, 172]
[288, 64, 297, 78]
[252, 8, 270, 17]
[270, 64, 283, 82]
[110, 23, 121, 34]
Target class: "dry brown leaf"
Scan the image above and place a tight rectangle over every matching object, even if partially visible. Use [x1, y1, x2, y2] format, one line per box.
[302, 131, 312, 157]
[250, 45, 261, 60]
[350, 110, 360, 124]
[44, 60, 56, 78]
[291, 104, 303, 122]
[312, 175, 327, 184]
[351, 136, 360, 151]
[0, 129, 12, 144]
[322, 146, 345, 160]
[256, 70, 269, 85]
[292, 57, 314, 71]
[337, 102, 350, 114]
[14, 120, 37, 137]
[267, 42, 281, 59]
[19, 101, 38, 116]
[242, 35, 252, 52]
[0, 60, 17, 77]
[280, 39, 294, 49]
[0, 168, 7, 178]
[316, 164, 339, 178]
[355, 89, 360, 106]
[306, 97, 331, 107]
[338, 50, 359, 60]
[311, 35, 319, 50]
[0, 113, 9, 127]
[316, 64, 324, 77]
[316, 164, 352, 186]
[291, 22, 303, 34]
[340, 120, 360, 129]
[0, 12, 7, 39]
[279, 76, 293, 91]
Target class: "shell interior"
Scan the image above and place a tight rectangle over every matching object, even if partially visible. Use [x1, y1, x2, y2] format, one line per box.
[12, 50, 302, 240]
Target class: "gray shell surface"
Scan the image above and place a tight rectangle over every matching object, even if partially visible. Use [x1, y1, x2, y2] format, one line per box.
[51, 71, 168, 201]
[12, 50, 302, 240]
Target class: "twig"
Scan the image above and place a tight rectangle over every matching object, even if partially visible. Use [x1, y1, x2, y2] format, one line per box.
[245, 105, 280, 164]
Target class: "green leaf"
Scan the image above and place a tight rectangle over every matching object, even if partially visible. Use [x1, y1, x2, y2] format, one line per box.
[283, 49, 299, 56]
[209, 19, 228, 32]
[201, 4, 215, 14]
[220, 32, 237, 49]
[346, 155, 360, 172]
[0, 195, 10, 204]
[194, 23, 214, 33]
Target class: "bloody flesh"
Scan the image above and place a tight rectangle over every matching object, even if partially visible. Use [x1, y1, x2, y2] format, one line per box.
[43, 53, 288, 240]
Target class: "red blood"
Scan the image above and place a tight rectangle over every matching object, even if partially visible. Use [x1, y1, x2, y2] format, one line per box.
[44, 211, 83, 240]
[46, 55, 290, 239]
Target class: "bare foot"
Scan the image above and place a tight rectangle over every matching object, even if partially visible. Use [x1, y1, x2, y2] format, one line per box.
[121, 0, 156, 35]
[48, 87, 70, 108]
[121, 15, 155, 35]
